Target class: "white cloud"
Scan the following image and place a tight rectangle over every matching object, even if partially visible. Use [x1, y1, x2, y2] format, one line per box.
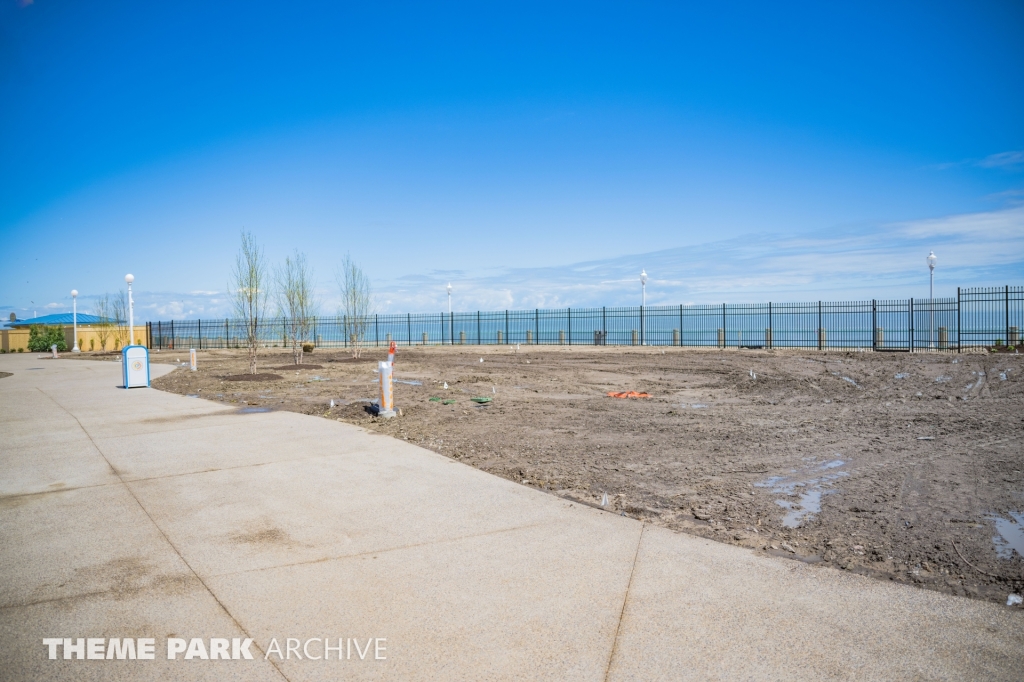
[978, 150, 1024, 169]
[369, 206, 1024, 310]
[113, 207, 1024, 320]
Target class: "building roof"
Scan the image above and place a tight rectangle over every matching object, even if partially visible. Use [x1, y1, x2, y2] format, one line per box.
[5, 313, 121, 328]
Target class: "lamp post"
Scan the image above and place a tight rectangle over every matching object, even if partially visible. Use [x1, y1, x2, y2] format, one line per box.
[927, 251, 936, 349]
[446, 283, 453, 346]
[640, 269, 648, 345]
[125, 274, 135, 346]
[71, 290, 80, 352]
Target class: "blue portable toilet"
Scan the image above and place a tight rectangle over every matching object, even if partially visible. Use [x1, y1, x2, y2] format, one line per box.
[122, 345, 150, 388]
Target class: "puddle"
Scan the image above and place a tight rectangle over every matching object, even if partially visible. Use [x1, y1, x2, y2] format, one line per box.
[238, 406, 272, 414]
[894, 373, 909, 379]
[935, 376, 951, 383]
[774, 490, 825, 528]
[990, 512, 1024, 559]
[394, 379, 423, 386]
[999, 372, 1008, 381]
[756, 457, 849, 528]
[682, 403, 710, 408]
[841, 376, 858, 386]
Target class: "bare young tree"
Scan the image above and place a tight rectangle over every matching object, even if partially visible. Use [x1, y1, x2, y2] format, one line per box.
[93, 294, 112, 351]
[275, 250, 319, 365]
[231, 231, 269, 374]
[336, 254, 373, 358]
[110, 290, 129, 350]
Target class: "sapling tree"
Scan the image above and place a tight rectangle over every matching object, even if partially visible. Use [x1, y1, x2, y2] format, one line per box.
[93, 294, 112, 351]
[336, 254, 373, 358]
[231, 231, 269, 374]
[110, 290, 129, 350]
[275, 250, 318, 365]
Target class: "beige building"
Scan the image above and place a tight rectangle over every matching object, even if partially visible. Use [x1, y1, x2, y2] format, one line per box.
[2, 313, 146, 353]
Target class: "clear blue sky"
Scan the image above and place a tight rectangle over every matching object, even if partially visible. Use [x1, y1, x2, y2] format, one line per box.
[1, 0, 1022, 319]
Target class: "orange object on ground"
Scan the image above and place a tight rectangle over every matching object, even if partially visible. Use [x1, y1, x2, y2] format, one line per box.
[606, 391, 652, 399]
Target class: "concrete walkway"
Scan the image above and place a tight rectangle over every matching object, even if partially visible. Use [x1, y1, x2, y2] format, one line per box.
[0, 354, 1019, 681]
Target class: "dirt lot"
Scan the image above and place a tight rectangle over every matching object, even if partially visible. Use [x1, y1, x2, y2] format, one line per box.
[141, 344, 1023, 605]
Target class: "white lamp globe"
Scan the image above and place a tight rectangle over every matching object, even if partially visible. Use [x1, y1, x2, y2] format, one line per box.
[71, 289, 78, 297]
[125, 273, 134, 284]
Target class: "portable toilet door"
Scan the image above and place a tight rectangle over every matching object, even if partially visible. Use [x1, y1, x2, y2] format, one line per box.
[123, 345, 150, 388]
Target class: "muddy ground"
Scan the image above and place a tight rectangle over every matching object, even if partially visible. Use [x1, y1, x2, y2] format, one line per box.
[140, 345, 1023, 605]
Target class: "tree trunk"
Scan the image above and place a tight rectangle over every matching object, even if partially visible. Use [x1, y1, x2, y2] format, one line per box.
[248, 344, 257, 374]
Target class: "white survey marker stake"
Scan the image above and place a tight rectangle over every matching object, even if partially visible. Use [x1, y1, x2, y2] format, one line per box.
[377, 361, 396, 418]
[190, 348, 197, 371]
[123, 345, 150, 388]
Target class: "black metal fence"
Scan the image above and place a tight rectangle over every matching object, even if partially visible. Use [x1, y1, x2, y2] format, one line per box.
[146, 285, 1022, 352]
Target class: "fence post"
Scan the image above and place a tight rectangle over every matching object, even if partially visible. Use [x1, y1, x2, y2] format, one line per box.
[603, 307, 607, 340]
[198, 319, 202, 350]
[477, 311, 481, 345]
[157, 321, 162, 350]
[568, 308, 571, 345]
[505, 310, 509, 344]
[722, 303, 726, 348]
[1007, 285, 1011, 345]
[679, 305, 683, 347]
[817, 301, 823, 351]
[767, 302, 772, 349]
[450, 312, 454, 346]
[375, 315, 379, 347]
[639, 305, 644, 346]
[871, 300, 877, 351]
[909, 298, 914, 352]
[956, 287, 961, 353]
[535, 309, 539, 344]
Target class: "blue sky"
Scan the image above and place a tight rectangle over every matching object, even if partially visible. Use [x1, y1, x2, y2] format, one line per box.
[1, 1, 1022, 320]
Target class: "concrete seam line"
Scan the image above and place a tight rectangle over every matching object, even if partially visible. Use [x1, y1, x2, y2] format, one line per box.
[34, 387, 293, 682]
[604, 521, 645, 682]
[207, 520, 560, 579]
[117, 448, 383, 485]
[0, 481, 123, 502]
